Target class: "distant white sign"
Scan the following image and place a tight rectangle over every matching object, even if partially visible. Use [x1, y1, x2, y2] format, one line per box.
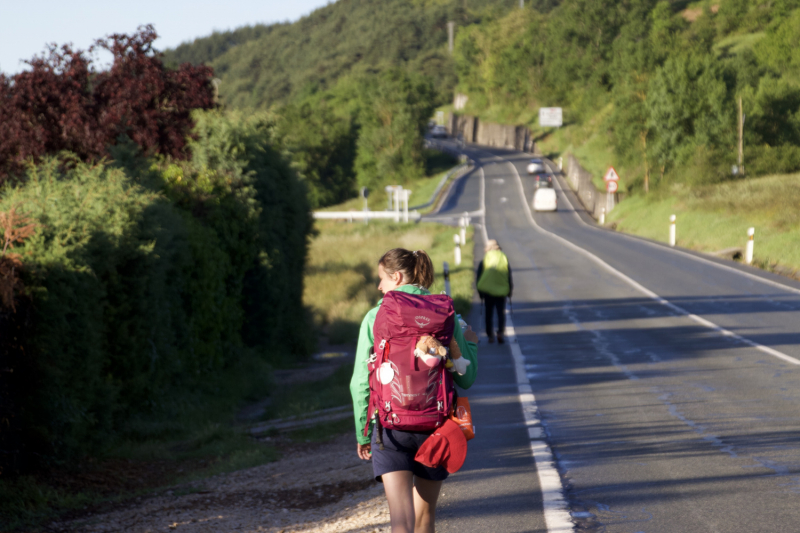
[539, 107, 563, 127]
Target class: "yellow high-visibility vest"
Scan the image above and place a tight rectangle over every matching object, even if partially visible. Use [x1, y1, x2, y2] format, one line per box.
[477, 250, 510, 297]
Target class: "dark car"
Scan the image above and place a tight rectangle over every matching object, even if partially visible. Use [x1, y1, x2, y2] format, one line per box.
[532, 172, 553, 189]
[431, 125, 448, 138]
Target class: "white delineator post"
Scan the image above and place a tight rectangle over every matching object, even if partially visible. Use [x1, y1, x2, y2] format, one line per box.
[745, 227, 755, 264]
[599, 207, 605, 225]
[443, 261, 451, 296]
[454, 234, 462, 266]
[558, 156, 563, 171]
[402, 189, 411, 223]
[393, 188, 400, 222]
[669, 214, 676, 247]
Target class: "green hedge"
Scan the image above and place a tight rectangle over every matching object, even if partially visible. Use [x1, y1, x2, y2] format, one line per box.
[0, 110, 312, 470]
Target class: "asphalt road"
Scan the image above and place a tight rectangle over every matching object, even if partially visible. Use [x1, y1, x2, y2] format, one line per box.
[428, 139, 800, 533]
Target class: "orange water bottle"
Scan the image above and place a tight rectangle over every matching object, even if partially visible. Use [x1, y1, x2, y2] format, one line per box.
[450, 397, 475, 441]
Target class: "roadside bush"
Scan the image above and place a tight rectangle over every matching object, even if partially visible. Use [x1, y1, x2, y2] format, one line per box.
[0, 110, 312, 472]
[188, 110, 314, 355]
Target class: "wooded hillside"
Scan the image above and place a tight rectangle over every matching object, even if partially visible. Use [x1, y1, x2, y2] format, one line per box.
[453, 0, 800, 190]
[164, 0, 525, 109]
[167, 0, 800, 195]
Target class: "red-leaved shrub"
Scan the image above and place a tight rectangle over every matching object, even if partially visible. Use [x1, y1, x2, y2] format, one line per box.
[0, 25, 214, 181]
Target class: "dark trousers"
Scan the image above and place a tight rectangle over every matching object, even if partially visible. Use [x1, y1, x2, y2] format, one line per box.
[484, 295, 506, 337]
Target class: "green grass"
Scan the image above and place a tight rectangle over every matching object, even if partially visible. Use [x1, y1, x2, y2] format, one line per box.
[0, 480, 98, 531]
[0, 357, 361, 531]
[607, 173, 800, 271]
[305, 219, 475, 346]
[0, 353, 281, 531]
[260, 364, 355, 420]
[286, 418, 354, 443]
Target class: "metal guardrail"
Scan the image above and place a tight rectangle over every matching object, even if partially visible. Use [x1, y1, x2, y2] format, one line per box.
[312, 210, 421, 221]
[409, 161, 469, 211]
[312, 143, 471, 222]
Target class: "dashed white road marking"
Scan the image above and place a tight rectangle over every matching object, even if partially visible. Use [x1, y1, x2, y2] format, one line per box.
[504, 158, 800, 366]
[544, 159, 800, 298]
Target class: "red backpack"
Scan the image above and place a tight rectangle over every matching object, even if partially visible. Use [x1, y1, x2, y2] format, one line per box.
[364, 290, 456, 442]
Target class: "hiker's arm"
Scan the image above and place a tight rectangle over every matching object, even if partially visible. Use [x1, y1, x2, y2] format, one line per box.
[452, 322, 478, 389]
[350, 307, 378, 446]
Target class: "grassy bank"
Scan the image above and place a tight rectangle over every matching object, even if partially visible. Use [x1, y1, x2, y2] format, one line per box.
[606, 173, 800, 273]
[306, 219, 475, 346]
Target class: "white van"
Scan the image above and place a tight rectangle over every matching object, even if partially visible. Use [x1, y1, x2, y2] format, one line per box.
[532, 188, 557, 212]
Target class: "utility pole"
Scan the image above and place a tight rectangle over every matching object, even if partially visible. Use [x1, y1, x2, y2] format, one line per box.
[520, 0, 524, 7]
[447, 21, 455, 54]
[738, 95, 745, 177]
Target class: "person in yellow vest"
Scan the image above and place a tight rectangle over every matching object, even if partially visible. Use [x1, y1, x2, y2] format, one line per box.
[476, 239, 513, 344]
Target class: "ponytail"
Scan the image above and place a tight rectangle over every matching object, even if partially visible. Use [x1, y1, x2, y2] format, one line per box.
[379, 248, 435, 289]
[411, 250, 434, 289]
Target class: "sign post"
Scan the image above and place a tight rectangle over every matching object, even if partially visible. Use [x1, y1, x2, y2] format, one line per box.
[402, 189, 411, 223]
[603, 167, 620, 219]
[360, 187, 370, 224]
[385, 185, 395, 211]
[443, 261, 451, 296]
[603, 167, 620, 185]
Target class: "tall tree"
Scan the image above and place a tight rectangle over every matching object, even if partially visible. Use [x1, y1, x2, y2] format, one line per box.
[355, 70, 435, 191]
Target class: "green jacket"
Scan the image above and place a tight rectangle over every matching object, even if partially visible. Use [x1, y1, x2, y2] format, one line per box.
[349, 284, 478, 445]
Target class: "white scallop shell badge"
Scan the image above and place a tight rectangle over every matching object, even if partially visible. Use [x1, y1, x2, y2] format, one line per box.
[378, 363, 395, 385]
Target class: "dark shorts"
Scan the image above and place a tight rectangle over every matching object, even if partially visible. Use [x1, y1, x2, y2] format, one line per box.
[371, 426, 449, 483]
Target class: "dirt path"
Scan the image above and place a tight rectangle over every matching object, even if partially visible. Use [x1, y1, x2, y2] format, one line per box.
[55, 434, 389, 533]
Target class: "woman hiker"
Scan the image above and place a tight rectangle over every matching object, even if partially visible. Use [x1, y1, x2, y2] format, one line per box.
[350, 248, 478, 533]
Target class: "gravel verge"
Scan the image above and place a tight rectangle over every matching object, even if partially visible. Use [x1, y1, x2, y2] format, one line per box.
[53, 434, 389, 533]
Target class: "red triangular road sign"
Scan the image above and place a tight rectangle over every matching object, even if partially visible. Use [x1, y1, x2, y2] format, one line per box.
[604, 167, 620, 182]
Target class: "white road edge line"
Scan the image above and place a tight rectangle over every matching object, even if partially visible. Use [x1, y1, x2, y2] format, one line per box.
[480, 162, 575, 532]
[545, 159, 800, 297]
[506, 159, 800, 366]
[507, 315, 575, 532]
